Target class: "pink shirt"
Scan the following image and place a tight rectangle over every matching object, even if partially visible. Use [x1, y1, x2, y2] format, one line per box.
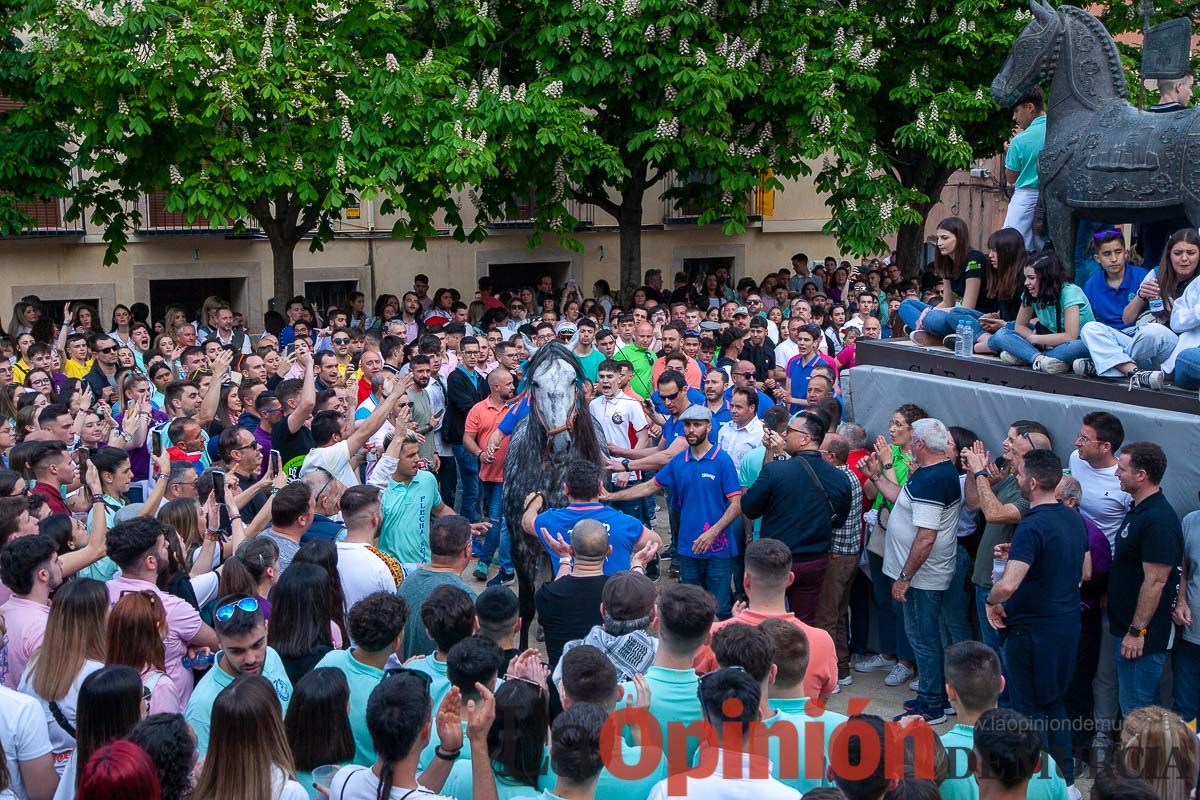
[107, 576, 203, 706]
[1, 597, 50, 690]
[141, 668, 184, 715]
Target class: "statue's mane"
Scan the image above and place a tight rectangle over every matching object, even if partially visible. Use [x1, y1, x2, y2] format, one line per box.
[1060, 4, 1126, 101]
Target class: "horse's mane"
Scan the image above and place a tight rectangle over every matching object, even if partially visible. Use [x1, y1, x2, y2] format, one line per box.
[523, 341, 606, 466]
[1060, 5, 1126, 101]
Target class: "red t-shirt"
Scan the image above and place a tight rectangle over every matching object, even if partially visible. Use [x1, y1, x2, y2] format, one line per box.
[31, 482, 69, 516]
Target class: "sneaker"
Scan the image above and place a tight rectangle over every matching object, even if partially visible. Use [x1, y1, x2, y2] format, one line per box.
[884, 662, 916, 687]
[909, 330, 939, 347]
[1066, 785, 1083, 800]
[1127, 369, 1164, 390]
[486, 569, 515, 587]
[668, 562, 680, 579]
[895, 703, 946, 725]
[853, 654, 897, 674]
[1072, 358, 1097, 376]
[472, 562, 489, 582]
[909, 677, 920, 692]
[838, 673, 854, 686]
[831, 683, 841, 695]
[999, 351, 1023, 366]
[902, 697, 922, 712]
[1033, 355, 1069, 374]
[941, 333, 961, 351]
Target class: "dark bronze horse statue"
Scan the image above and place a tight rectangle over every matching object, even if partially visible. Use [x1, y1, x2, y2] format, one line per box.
[501, 342, 608, 649]
[991, 0, 1200, 257]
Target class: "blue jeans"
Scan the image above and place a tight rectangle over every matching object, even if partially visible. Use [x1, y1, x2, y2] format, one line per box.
[986, 327, 1090, 365]
[974, 587, 1009, 705]
[869, 551, 914, 662]
[678, 555, 733, 619]
[451, 444, 481, 523]
[898, 299, 964, 338]
[943, 307, 987, 338]
[940, 545, 973, 647]
[477, 481, 513, 572]
[902, 587, 947, 709]
[1173, 347, 1200, 389]
[1113, 637, 1169, 716]
[610, 477, 648, 524]
[1005, 625, 1076, 786]
[1173, 638, 1200, 724]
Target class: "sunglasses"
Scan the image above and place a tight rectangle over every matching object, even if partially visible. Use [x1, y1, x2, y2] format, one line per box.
[696, 665, 747, 700]
[215, 596, 259, 622]
[384, 667, 434, 689]
[332, 338, 350, 345]
[659, 390, 680, 402]
[736, 371, 756, 380]
[95, 346, 117, 354]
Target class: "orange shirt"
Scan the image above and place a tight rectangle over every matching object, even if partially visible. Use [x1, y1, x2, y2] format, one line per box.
[694, 608, 838, 700]
[464, 396, 510, 483]
[651, 355, 703, 390]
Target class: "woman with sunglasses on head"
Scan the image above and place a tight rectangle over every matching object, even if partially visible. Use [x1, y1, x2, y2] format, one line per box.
[54, 664, 145, 798]
[214, 537, 280, 624]
[856, 403, 928, 690]
[105, 592, 184, 715]
[193, 675, 307, 800]
[17, 578, 108, 777]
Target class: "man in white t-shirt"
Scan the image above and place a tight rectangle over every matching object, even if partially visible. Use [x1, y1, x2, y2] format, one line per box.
[300, 374, 408, 487]
[0, 684, 57, 800]
[334, 486, 403, 613]
[1069, 411, 1131, 548]
[589, 359, 651, 488]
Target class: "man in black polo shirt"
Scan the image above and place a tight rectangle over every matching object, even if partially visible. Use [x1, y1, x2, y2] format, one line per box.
[1109, 441, 1183, 715]
[985, 449, 1087, 791]
[741, 317, 775, 382]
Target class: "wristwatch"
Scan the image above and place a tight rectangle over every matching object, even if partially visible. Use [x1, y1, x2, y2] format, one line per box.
[897, 570, 911, 582]
[1127, 625, 1147, 638]
[973, 469, 989, 479]
[882, 462, 894, 470]
[620, 457, 630, 469]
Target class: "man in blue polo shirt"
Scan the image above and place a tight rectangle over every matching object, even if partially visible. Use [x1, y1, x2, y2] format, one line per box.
[1081, 230, 1148, 330]
[522, 460, 661, 574]
[604, 405, 742, 617]
[784, 326, 829, 413]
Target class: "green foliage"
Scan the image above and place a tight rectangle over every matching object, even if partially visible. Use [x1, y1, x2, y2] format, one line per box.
[12, 0, 612, 279]
[814, 0, 1029, 257]
[476, 0, 882, 282]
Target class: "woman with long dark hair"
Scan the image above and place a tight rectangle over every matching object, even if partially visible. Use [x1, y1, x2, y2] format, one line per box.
[943, 226, 1028, 354]
[441, 678, 552, 798]
[284, 668, 354, 796]
[106, 591, 184, 715]
[57, 664, 145, 794]
[192, 675, 307, 800]
[128, 713, 197, 800]
[986, 251, 1094, 373]
[900, 217, 993, 345]
[17, 578, 108, 775]
[108, 305, 134, 349]
[291, 540, 348, 649]
[268, 563, 335, 684]
[214, 537, 279, 622]
[1083, 227, 1200, 389]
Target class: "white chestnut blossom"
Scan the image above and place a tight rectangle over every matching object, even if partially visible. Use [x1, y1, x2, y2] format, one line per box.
[543, 80, 564, 98]
[385, 53, 399, 72]
[294, 155, 303, 171]
[515, 83, 526, 101]
[340, 116, 352, 140]
[169, 165, 182, 184]
[335, 89, 352, 108]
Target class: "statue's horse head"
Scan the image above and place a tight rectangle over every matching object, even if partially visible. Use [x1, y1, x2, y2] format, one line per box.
[524, 341, 585, 456]
[992, 0, 1063, 107]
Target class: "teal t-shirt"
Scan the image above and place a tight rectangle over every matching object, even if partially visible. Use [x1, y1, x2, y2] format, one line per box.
[764, 696, 849, 792]
[77, 556, 119, 582]
[573, 348, 606, 383]
[1030, 283, 1095, 334]
[405, 654, 451, 717]
[378, 472, 443, 563]
[739, 446, 767, 538]
[441, 750, 554, 800]
[185, 646, 293, 755]
[313, 649, 386, 767]
[1005, 115, 1046, 189]
[939, 723, 1069, 799]
[618, 665, 703, 766]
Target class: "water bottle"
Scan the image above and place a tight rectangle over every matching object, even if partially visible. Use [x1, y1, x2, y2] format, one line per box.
[961, 321, 975, 358]
[1149, 296, 1165, 314]
[991, 557, 1006, 585]
[954, 322, 966, 357]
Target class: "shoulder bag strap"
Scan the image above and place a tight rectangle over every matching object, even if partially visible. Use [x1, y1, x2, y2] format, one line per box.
[796, 455, 836, 522]
[49, 700, 76, 738]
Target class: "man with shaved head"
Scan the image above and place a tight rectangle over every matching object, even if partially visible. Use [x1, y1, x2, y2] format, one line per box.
[730, 359, 776, 418]
[614, 321, 658, 398]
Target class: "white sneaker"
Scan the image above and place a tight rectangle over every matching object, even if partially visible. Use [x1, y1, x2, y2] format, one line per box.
[838, 673, 854, 686]
[884, 662, 916, 687]
[830, 683, 841, 694]
[854, 654, 897, 674]
[909, 677, 920, 692]
[1066, 785, 1082, 800]
[1033, 355, 1069, 374]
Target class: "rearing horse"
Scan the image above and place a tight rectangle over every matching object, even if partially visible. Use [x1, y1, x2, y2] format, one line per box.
[992, 0, 1200, 258]
[501, 342, 608, 649]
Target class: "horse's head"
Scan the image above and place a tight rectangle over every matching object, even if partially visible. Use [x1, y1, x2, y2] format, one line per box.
[525, 342, 583, 455]
[991, 0, 1062, 107]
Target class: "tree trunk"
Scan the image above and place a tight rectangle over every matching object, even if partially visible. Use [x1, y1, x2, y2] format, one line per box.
[617, 191, 644, 302]
[894, 153, 956, 277]
[269, 236, 296, 305]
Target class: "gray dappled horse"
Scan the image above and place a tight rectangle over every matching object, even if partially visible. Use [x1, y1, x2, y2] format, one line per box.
[991, 0, 1200, 257]
[501, 342, 608, 649]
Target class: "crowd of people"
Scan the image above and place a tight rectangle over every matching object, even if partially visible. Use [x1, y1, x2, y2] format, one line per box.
[0, 247, 1194, 800]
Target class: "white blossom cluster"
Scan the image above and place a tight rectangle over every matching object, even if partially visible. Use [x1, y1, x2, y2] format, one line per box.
[259, 12, 275, 69]
[721, 190, 732, 205]
[169, 165, 182, 184]
[464, 84, 479, 108]
[572, 0, 581, 10]
[551, 160, 567, 201]
[133, 41, 155, 64]
[834, 28, 845, 48]
[285, 15, 298, 45]
[335, 154, 347, 177]
[483, 68, 500, 92]
[655, 117, 679, 138]
[340, 115, 353, 140]
[860, 49, 880, 68]
[975, 87, 984, 101]
[955, 18, 975, 34]
[420, 49, 434, 69]
[381, 113, 393, 126]
[822, 82, 835, 98]
[928, 99, 938, 122]
[294, 155, 304, 170]
[385, 53, 400, 72]
[678, 37, 690, 55]
[695, 48, 707, 66]
[336, 89, 352, 108]
[219, 80, 234, 102]
[168, 100, 179, 120]
[880, 197, 894, 221]
[811, 112, 831, 134]
[790, 45, 806, 76]
[580, 28, 591, 46]
[129, 0, 145, 13]
[543, 80, 564, 97]
[929, 7, 938, 22]
[256, 151, 267, 167]
[845, 197, 857, 212]
[716, 35, 761, 69]
[85, 3, 124, 26]
[117, 97, 129, 115]
[1014, 9, 1031, 21]
[601, 35, 613, 56]
[664, 85, 677, 102]
[908, 70, 918, 88]
[621, 0, 638, 14]
[700, 0, 715, 15]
